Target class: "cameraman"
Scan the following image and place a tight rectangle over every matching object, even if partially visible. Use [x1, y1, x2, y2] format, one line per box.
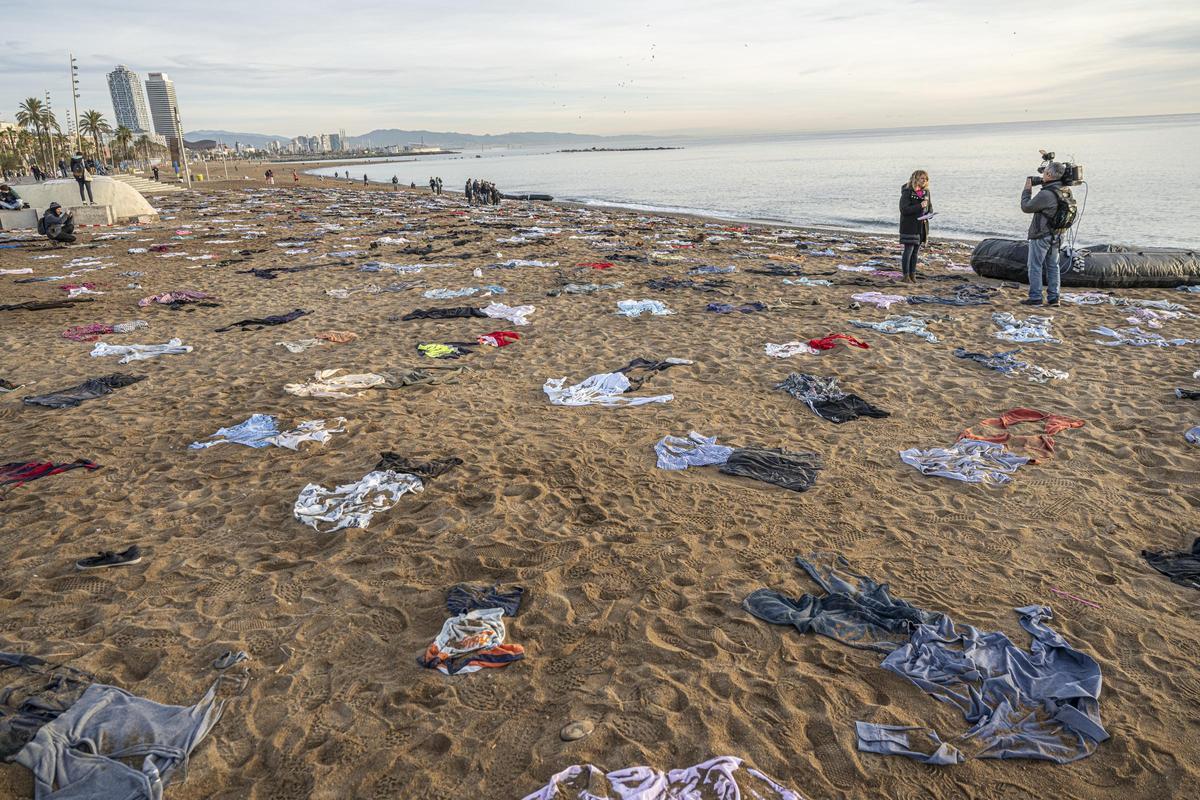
[1019, 161, 1067, 306]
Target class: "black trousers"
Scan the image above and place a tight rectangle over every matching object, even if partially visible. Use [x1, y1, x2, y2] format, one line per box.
[76, 178, 93, 203]
[902, 242, 921, 276]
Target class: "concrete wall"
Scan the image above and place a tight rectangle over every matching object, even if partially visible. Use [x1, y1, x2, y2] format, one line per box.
[8, 177, 158, 221]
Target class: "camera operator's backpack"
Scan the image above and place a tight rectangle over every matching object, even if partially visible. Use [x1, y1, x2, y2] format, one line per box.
[1045, 186, 1077, 232]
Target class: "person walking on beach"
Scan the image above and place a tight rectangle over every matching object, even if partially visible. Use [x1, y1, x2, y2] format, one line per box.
[392, 175, 399, 191]
[429, 177, 436, 194]
[363, 173, 369, 186]
[58, 159, 69, 178]
[292, 169, 299, 183]
[435, 176, 443, 194]
[265, 168, 274, 185]
[899, 170, 932, 282]
[70, 151, 94, 205]
[1020, 162, 1068, 306]
[465, 179, 473, 204]
[152, 165, 160, 181]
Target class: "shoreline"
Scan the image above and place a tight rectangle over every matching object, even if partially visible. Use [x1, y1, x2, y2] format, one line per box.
[287, 160, 985, 248]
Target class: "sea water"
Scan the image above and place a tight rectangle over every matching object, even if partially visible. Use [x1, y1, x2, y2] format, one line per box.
[310, 114, 1200, 248]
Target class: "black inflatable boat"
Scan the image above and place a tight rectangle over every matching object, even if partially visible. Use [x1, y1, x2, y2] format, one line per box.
[500, 193, 554, 201]
[971, 238, 1200, 288]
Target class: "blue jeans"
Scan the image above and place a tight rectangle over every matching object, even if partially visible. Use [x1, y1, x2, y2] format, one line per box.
[1027, 237, 1061, 301]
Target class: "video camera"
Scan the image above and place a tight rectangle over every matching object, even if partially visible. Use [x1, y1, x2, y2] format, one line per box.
[1030, 149, 1084, 186]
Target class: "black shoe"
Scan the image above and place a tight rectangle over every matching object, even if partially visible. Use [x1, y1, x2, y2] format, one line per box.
[1046, 298, 1060, 306]
[1020, 298, 1043, 306]
[76, 545, 142, 570]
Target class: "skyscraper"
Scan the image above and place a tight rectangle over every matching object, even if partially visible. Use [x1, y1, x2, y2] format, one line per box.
[145, 72, 182, 157]
[107, 65, 153, 134]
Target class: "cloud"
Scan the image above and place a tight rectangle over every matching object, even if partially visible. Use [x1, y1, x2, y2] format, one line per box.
[1, 0, 1197, 135]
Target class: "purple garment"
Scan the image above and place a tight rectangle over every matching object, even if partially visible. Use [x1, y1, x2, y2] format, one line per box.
[521, 756, 805, 800]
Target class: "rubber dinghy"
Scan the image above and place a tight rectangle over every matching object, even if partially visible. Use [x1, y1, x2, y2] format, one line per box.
[500, 192, 554, 201]
[971, 238, 1200, 288]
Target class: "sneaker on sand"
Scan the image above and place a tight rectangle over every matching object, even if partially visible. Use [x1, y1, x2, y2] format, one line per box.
[1020, 298, 1044, 306]
[75, 545, 142, 570]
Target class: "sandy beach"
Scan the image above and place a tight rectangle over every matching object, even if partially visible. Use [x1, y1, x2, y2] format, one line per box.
[1, 170, 1198, 799]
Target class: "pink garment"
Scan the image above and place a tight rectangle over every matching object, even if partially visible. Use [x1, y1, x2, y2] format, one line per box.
[852, 291, 907, 309]
[62, 323, 114, 342]
[521, 756, 805, 800]
[137, 290, 216, 307]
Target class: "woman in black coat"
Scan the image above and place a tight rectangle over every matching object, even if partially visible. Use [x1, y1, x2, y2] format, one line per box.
[899, 170, 932, 282]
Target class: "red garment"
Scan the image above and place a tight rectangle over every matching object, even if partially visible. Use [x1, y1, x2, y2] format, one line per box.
[477, 330, 520, 347]
[60, 283, 96, 292]
[959, 408, 1085, 460]
[808, 333, 870, 351]
[579, 262, 613, 269]
[0, 459, 99, 490]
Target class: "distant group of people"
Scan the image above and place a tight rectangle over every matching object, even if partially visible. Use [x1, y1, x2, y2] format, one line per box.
[465, 178, 499, 205]
[428, 176, 443, 194]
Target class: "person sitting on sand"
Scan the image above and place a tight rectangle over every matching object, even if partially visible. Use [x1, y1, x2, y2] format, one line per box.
[0, 184, 28, 210]
[899, 169, 932, 283]
[39, 202, 76, 244]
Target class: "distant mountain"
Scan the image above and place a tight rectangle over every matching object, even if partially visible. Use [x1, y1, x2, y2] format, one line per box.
[347, 129, 676, 149]
[185, 130, 292, 149]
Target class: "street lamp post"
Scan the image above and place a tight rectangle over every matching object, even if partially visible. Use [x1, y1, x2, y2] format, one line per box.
[69, 54, 81, 155]
[173, 106, 191, 188]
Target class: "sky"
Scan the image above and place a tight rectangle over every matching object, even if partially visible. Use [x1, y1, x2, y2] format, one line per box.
[1, 0, 1197, 137]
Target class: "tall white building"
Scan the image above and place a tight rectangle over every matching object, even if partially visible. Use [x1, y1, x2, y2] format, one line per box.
[107, 65, 153, 134]
[144, 72, 181, 145]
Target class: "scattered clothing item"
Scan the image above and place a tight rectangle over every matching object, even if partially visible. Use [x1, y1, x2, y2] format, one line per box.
[850, 314, 938, 343]
[851, 292, 907, 309]
[317, 330, 356, 343]
[418, 608, 525, 675]
[1091, 326, 1197, 347]
[765, 341, 819, 358]
[23, 374, 145, 408]
[283, 370, 386, 399]
[521, 756, 805, 800]
[782, 276, 833, 287]
[14, 681, 224, 800]
[0, 299, 96, 312]
[89, 338, 192, 363]
[546, 281, 624, 296]
[1, 459, 99, 491]
[907, 284, 997, 306]
[62, 320, 148, 342]
[644, 277, 731, 292]
[0, 652, 94, 759]
[189, 414, 346, 450]
[808, 333, 869, 351]
[1142, 538, 1200, 590]
[616, 299, 673, 317]
[1123, 307, 1185, 329]
[654, 431, 734, 471]
[75, 546, 142, 571]
[477, 330, 519, 347]
[689, 265, 736, 275]
[1176, 388, 1200, 400]
[446, 584, 525, 617]
[374, 453, 462, 479]
[992, 312, 1059, 344]
[959, 408, 1085, 461]
[401, 306, 487, 321]
[900, 440, 1030, 486]
[720, 447, 823, 492]
[707, 302, 767, 313]
[744, 554, 1107, 764]
[482, 302, 535, 326]
[423, 286, 505, 299]
[1188, 425, 1200, 446]
[215, 308, 309, 332]
[137, 290, 218, 308]
[953, 347, 1069, 383]
[417, 342, 474, 359]
[544, 358, 692, 408]
[776, 373, 890, 423]
[294, 469, 423, 532]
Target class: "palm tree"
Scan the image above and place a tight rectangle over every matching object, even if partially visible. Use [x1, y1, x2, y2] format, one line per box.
[80, 110, 111, 168]
[113, 125, 133, 168]
[16, 97, 49, 170]
[134, 134, 151, 169]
